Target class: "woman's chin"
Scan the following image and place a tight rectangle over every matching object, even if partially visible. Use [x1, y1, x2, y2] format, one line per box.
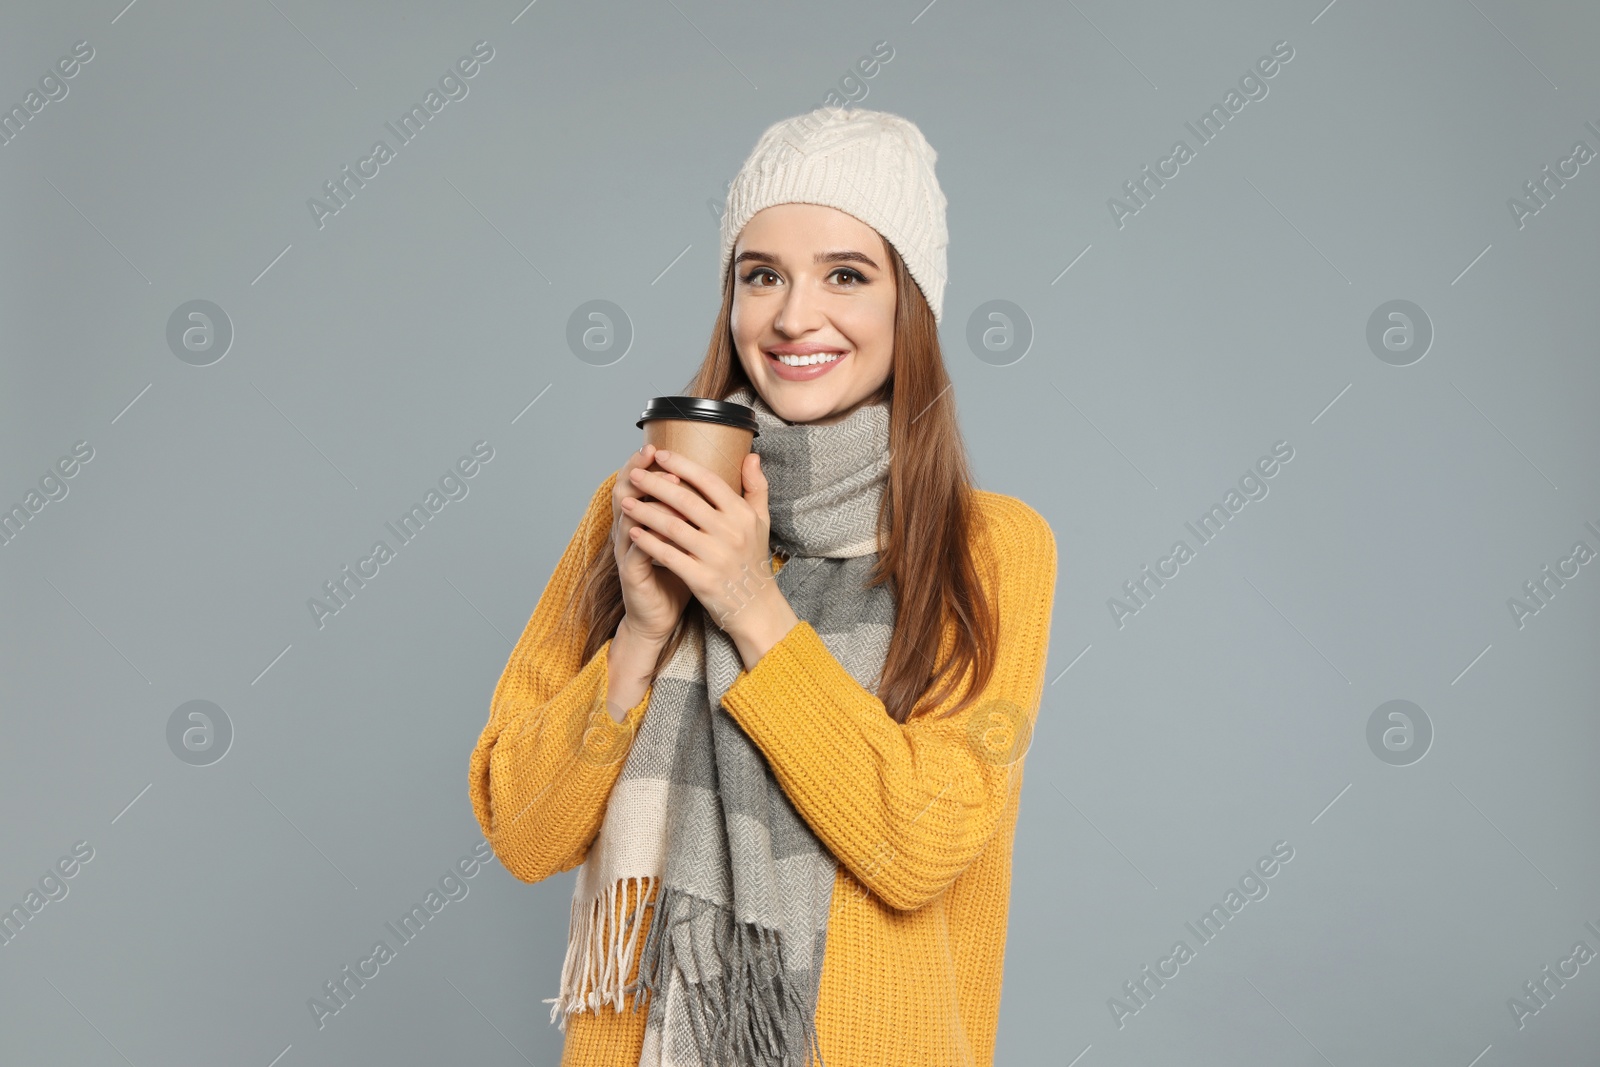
[760, 392, 841, 426]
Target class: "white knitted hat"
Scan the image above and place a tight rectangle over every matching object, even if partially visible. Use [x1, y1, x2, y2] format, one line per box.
[718, 106, 949, 323]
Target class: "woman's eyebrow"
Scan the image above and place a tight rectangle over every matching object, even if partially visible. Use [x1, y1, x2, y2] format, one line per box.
[733, 250, 881, 270]
[819, 249, 883, 268]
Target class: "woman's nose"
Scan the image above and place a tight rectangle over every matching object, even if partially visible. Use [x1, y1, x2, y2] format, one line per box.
[775, 282, 824, 335]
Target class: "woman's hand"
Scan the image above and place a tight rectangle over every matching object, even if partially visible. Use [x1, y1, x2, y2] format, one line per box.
[619, 448, 785, 638]
[612, 443, 692, 643]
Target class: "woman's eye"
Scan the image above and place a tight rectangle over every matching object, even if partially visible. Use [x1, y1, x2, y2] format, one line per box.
[829, 268, 865, 286]
[741, 268, 778, 286]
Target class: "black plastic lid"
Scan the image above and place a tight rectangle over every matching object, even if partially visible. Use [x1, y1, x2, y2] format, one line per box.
[636, 396, 760, 437]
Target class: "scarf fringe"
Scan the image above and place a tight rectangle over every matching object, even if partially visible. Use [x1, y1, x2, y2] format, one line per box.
[635, 884, 827, 1067]
[542, 873, 657, 1031]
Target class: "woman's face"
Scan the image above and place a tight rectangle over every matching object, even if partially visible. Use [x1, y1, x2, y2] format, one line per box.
[730, 203, 897, 426]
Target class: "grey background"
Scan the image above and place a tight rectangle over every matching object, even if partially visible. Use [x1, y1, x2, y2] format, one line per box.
[2, 0, 1597, 1064]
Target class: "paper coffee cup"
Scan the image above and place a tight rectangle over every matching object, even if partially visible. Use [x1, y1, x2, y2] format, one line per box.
[634, 396, 760, 565]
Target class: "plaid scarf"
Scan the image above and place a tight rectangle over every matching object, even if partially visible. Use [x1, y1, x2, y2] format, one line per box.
[544, 384, 895, 1067]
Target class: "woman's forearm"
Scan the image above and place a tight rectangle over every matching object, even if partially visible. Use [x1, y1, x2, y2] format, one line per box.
[605, 616, 668, 720]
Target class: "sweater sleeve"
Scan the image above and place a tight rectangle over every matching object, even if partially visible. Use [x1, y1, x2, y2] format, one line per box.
[468, 470, 654, 885]
[719, 495, 1057, 913]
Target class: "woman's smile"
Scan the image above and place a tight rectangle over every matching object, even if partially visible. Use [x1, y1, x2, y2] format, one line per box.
[765, 342, 850, 381]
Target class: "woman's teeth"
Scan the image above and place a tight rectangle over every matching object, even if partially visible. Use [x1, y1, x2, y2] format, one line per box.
[774, 352, 842, 366]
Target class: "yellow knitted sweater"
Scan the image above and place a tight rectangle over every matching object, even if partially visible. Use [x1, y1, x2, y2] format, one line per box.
[468, 470, 1056, 1066]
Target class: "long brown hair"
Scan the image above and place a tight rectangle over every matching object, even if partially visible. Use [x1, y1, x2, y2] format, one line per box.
[575, 240, 998, 725]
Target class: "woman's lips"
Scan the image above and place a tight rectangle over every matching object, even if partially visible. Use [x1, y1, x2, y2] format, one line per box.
[766, 350, 848, 382]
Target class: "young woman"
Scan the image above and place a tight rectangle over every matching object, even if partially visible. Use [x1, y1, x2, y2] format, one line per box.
[469, 107, 1057, 1067]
